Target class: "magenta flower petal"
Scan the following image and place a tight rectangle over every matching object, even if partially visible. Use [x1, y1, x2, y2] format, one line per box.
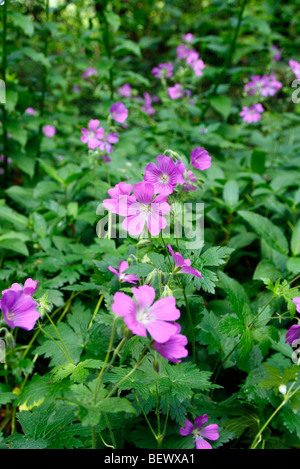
[292, 297, 300, 313]
[112, 292, 137, 317]
[191, 147, 211, 170]
[110, 102, 128, 123]
[199, 424, 219, 441]
[195, 438, 212, 450]
[23, 279, 39, 296]
[194, 415, 209, 429]
[149, 297, 180, 321]
[180, 420, 194, 436]
[147, 321, 178, 343]
[132, 285, 155, 311]
[285, 324, 300, 344]
[1, 290, 40, 331]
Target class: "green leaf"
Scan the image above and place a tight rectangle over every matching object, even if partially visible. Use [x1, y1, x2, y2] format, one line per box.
[238, 210, 289, 255]
[9, 12, 34, 36]
[0, 204, 28, 227]
[218, 271, 250, 321]
[291, 220, 300, 256]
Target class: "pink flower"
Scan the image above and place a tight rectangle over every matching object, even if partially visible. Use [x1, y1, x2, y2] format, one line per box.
[103, 182, 135, 216]
[180, 415, 219, 449]
[0, 279, 40, 331]
[82, 67, 98, 78]
[119, 84, 132, 98]
[122, 182, 170, 237]
[182, 33, 194, 43]
[289, 60, 300, 79]
[108, 261, 139, 284]
[81, 119, 105, 150]
[285, 324, 300, 345]
[42, 125, 56, 138]
[98, 132, 119, 154]
[144, 155, 182, 195]
[25, 107, 35, 115]
[153, 324, 188, 362]
[240, 103, 264, 123]
[177, 44, 189, 59]
[186, 50, 199, 65]
[167, 245, 202, 278]
[191, 147, 211, 170]
[112, 285, 180, 342]
[110, 102, 128, 123]
[176, 162, 197, 192]
[168, 84, 184, 99]
[192, 59, 205, 77]
[152, 62, 173, 79]
[271, 46, 281, 61]
[141, 93, 155, 115]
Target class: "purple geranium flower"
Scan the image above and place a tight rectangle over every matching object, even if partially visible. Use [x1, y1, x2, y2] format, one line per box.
[0, 279, 40, 331]
[153, 324, 188, 363]
[285, 324, 300, 345]
[118, 84, 132, 98]
[176, 162, 197, 192]
[186, 50, 199, 65]
[25, 107, 35, 115]
[168, 84, 184, 99]
[108, 261, 139, 284]
[182, 33, 194, 43]
[192, 59, 205, 77]
[289, 60, 300, 79]
[152, 62, 174, 79]
[110, 102, 128, 123]
[122, 182, 170, 237]
[112, 285, 180, 343]
[98, 132, 119, 155]
[191, 147, 211, 170]
[103, 182, 135, 216]
[144, 155, 182, 196]
[240, 103, 264, 123]
[82, 67, 98, 78]
[167, 245, 202, 278]
[180, 415, 219, 450]
[43, 125, 56, 138]
[81, 119, 105, 150]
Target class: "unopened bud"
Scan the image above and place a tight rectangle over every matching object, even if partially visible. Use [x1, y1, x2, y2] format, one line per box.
[146, 269, 159, 285]
[141, 254, 151, 264]
[162, 285, 173, 297]
[279, 384, 287, 395]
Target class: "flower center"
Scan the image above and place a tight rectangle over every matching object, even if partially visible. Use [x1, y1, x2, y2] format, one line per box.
[136, 307, 152, 326]
[7, 311, 14, 321]
[159, 173, 170, 184]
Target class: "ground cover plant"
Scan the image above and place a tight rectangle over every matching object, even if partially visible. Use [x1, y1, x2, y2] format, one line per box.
[0, 0, 300, 450]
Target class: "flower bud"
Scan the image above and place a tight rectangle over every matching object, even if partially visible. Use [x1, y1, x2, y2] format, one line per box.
[141, 254, 151, 264]
[279, 384, 287, 395]
[153, 359, 160, 373]
[161, 285, 173, 297]
[146, 268, 159, 285]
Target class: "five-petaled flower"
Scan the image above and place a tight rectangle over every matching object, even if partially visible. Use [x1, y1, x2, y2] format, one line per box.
[191, 147, 211, 170]
[122, 182, 170, 237]
[81, 119, 104, 150]
[180, 415, 219, 449]
[144, 155, 182, 196]
[112, 285, 180, 343]
[110, 102, 128, 123]
[153, 324, 188, 363]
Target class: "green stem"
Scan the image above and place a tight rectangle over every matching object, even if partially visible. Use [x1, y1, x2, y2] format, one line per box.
[94, 317, 117, 403]
[88, 294, 104, 330]
[250, 383, 300, 449]
[44, 311, 74, 364]
[103, 412, 116, 448]
[38, 322, 70, 363]
[134, 391, 158, 441]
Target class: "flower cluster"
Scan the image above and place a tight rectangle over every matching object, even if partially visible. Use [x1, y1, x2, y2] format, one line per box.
[80, 103, 128, 161]
[244, 72, 282, 97]
[177, 33, 205, 77]
[102, 148, 211, 237]
[240, 104, 264, 123]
